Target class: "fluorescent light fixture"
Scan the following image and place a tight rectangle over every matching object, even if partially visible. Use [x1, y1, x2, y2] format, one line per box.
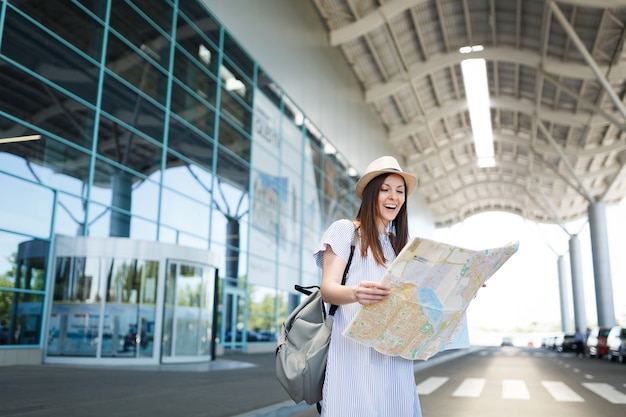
[0, 134, 41, 144]
[459, 45, 484, 54]
[460, 54, 495, 168]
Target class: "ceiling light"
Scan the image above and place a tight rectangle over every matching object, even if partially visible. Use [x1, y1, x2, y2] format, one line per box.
[0, 134, 42, 144]
[460, 54, 495, 168]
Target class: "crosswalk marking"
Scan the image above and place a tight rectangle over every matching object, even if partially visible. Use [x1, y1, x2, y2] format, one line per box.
[452, 378, 485, 397]
[582, 383, 626, 404]
[416, 376, 626, 406]
[416, 377, 449, 395]
[541, 381, 584, 402]
[502, 379, 530, 399]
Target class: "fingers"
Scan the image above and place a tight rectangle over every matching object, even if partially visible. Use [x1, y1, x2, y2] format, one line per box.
[354, 281, 390, 305]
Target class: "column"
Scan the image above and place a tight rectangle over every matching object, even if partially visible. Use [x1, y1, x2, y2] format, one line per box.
[588, 202, 616, 327]
[557, 255, 573, 333]
[569, 235, 587, 333]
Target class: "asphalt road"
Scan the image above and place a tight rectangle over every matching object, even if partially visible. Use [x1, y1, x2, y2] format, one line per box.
[416, 346, 626, 417]
[292, 346, 625, 417]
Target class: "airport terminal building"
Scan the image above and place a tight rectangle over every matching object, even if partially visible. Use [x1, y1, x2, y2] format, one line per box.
[0, 0, 434, 366]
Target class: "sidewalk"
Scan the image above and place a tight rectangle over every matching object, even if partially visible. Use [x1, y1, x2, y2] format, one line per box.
[0, 348, 474, 417]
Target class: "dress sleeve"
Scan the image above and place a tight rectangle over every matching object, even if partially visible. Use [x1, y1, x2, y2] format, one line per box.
[313, 219, 355, 269]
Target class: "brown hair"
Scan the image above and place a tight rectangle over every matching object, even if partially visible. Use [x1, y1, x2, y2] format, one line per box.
[355, 173, 410, 266]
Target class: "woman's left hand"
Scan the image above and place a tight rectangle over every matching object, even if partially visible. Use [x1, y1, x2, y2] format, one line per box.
[353, 281, 390, 305]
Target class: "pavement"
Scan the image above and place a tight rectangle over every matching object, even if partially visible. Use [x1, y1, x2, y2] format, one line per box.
[0, 348, 475, 417]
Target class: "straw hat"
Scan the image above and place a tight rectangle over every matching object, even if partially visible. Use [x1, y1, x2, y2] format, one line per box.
[355, 156, 417, 198]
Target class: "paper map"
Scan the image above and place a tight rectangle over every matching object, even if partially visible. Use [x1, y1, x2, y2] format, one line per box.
[343, 237, 519, 360]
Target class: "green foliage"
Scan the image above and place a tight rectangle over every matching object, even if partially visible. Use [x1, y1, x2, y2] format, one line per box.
[0, 253, 17, 324]
[247, 284, 287, 332]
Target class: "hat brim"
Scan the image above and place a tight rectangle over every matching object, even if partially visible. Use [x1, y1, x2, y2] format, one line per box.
[355, 169, 417, 198]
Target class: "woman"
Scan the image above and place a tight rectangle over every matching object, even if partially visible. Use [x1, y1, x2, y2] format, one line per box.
[314, 156, 422, 416]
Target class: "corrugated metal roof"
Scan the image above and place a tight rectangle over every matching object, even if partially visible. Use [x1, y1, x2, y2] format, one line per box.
[311, 0, 626, 227]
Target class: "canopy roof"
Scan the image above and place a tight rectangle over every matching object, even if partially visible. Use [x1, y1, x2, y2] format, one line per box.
[311, 0, 626, 227]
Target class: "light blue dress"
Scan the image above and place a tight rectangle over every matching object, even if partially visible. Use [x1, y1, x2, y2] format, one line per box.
[314, 219, 422, 417]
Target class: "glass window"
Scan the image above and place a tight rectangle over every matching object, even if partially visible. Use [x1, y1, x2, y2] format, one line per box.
[109, 0, 172, 71]
[160, 187, 209, 240]
[0, 292, 44, 346]
[170, 81, 216, 136]
[177, 1, 221, 48]
[220, 87, 252, 133]
[247, 284, 280, 341]
[75, 0, 108, 20]
[0, 172, 54, 239]
[105, 35, 169, 106]
[96, 117, 164, 181]
[167, 117, 215, 171]
[216, 144, 249, 191]
[91, 159, 160, 220]
[7, 0, 104, 60]
[54, 193, 88, 237]
[161, 158, 213, 201]
[223, 32, 254, 84]
[1, 8, 100, 103]
[174, 31, 220, 86]
[100, 73, 165, 142]
[0, 65, 96, 151]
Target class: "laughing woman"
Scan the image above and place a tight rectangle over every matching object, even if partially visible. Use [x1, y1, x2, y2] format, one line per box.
[314, 156, 422, 417]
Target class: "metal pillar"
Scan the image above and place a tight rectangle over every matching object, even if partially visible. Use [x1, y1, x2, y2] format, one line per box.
[110, 171, 132, 237]
[557, 255, 573, 333]
[588, 202, 616, 327]
[569, 235, 587, 333]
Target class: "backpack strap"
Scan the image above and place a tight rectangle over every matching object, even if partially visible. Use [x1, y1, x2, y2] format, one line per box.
[328, 224, 357, 316]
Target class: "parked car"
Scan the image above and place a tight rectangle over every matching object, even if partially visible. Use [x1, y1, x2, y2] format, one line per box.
[556, 333, 578, 353]
[501, 336, 514, 346]
[607, 326, 626, 363]
[586, 326, 611, 358]
[224, 329, 272, 342]
[542, 335, 556, 350]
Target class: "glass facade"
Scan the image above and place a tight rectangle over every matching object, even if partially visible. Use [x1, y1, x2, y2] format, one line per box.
[0, 0, 360, 359]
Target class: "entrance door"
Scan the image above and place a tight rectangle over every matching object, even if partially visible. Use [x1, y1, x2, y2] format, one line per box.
[45, 236, 218, 366]
[222, 285, 245, 349]
[161, 260, 216, 363]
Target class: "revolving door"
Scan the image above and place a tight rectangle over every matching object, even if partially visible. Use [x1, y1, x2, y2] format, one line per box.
[45, 236, 218, 365]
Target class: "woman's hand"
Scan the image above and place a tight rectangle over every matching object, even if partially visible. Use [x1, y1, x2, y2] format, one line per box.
[353, 281, 390, 305]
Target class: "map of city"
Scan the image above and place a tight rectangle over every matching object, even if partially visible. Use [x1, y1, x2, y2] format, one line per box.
[343, 237, 519, 360]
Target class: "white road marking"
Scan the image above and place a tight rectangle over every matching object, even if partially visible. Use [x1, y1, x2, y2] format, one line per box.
[453, 378, 486, 397]
[502, 379, 530, 399]
[582, 382, 626, 404]
[541, 381, 584, 402]
[416, 377, 449, 395]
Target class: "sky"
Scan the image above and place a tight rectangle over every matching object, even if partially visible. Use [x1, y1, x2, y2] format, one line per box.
[432, 200, 626, 345]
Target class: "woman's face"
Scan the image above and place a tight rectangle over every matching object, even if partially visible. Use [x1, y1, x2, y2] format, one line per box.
[377, 173, 406, 227]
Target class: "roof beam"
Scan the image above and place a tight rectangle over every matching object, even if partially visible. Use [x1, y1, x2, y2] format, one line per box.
[328, 0, 626, 47]
[556, 0, 626, 7]
[549, 0, 626, 120]
[407, 131, 626, 165]
[364, 48, 625, 102]
[329, 0, 429, 46]
[388, 96, 618, 142]
[536, 118, 595, 202]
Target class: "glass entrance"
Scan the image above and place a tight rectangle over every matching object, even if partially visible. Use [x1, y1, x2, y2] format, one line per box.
[45, 236, 218, 365]
[47, 256, 158, 358]
[161, 260, 216, 363]
[222, 286, 245, 349]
